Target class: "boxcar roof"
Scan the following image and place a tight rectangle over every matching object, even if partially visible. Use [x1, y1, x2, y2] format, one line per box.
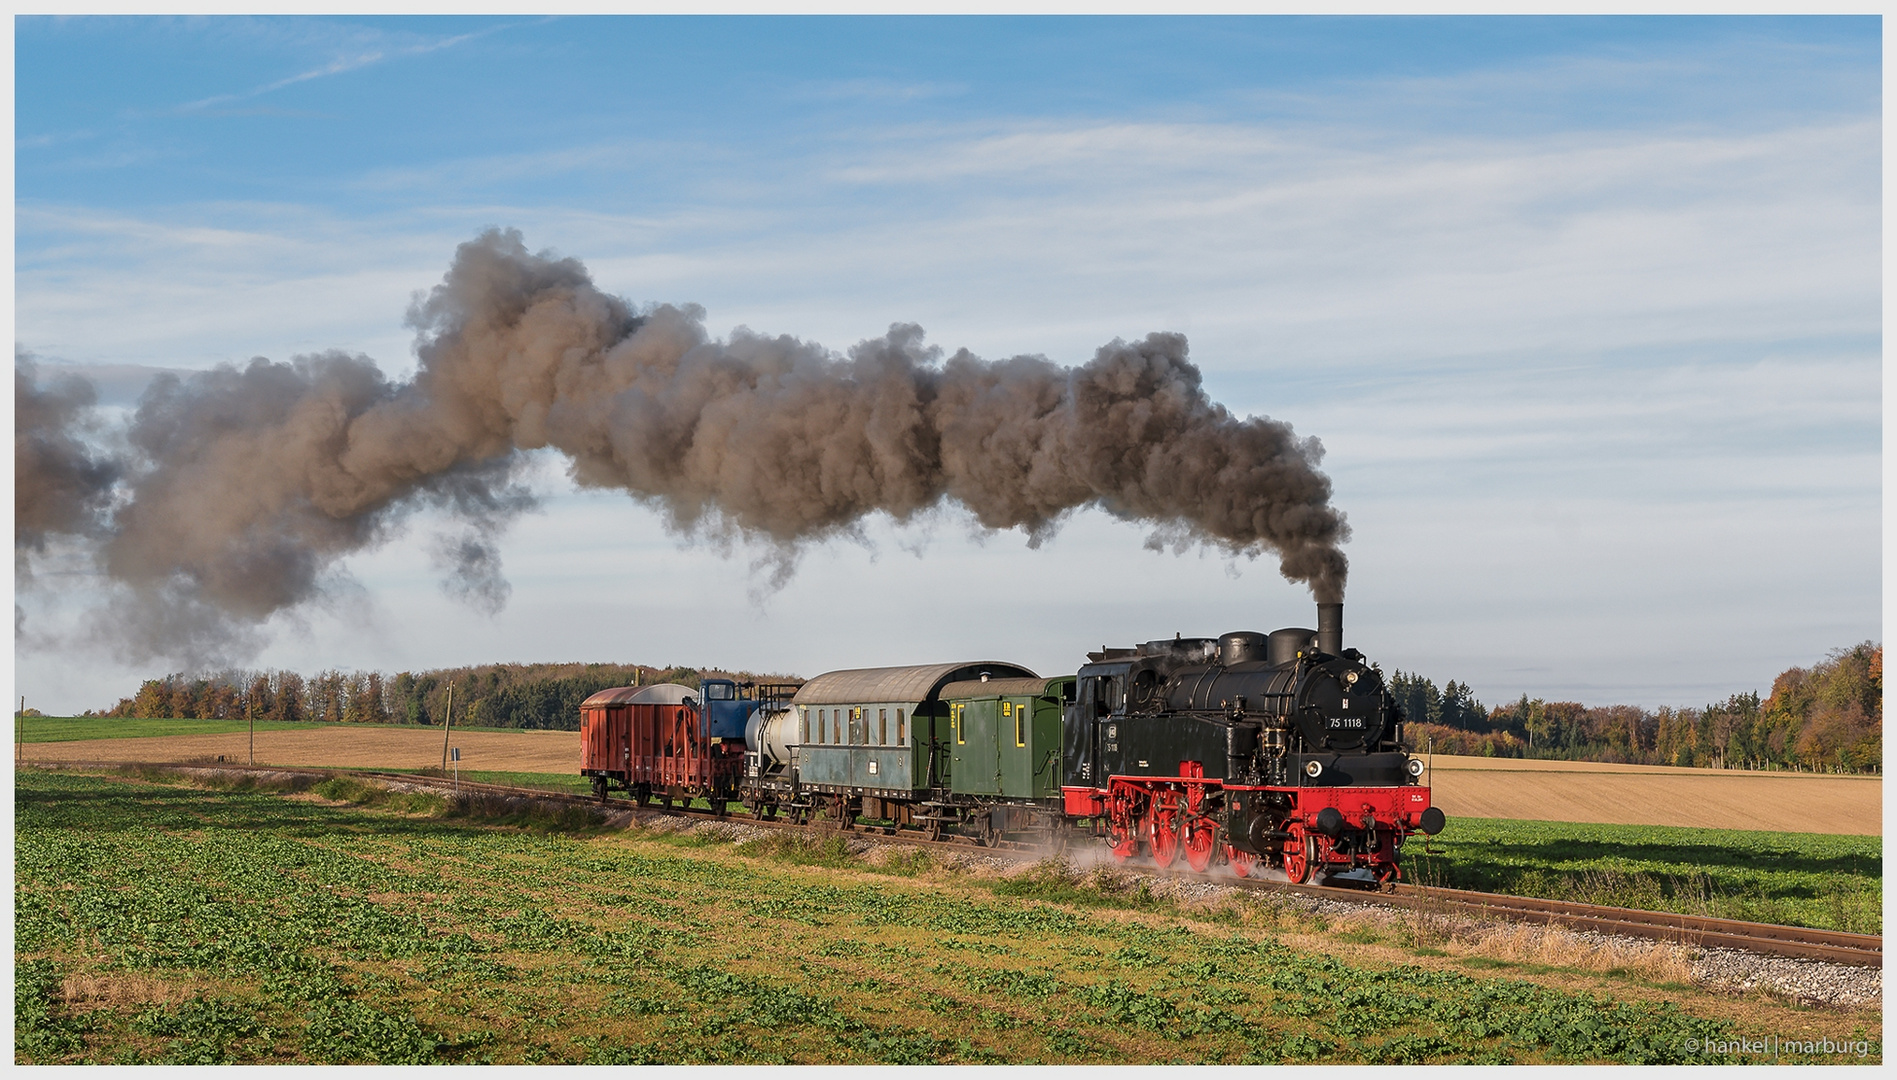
[791, 661, 1036, 706]
[939, 676, 1067, 700]
[580, 683, 698, 708]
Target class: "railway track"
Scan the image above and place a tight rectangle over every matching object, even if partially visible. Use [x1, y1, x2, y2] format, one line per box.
[26, 759, 1883, 968]
[1232, 878, 1883, 968]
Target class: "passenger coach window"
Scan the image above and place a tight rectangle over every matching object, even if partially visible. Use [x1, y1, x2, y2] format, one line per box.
[879, 708, 887, 745]
[897, 709, 906, 745]
[819, 710, 827, 744]
[1015, 706, 1026, 747]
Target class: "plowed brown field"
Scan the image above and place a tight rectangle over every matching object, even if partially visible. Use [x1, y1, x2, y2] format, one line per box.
[1425, 755, 1880, 835]
[19, 732, 1881, 835]
[22, 727, 575, 774]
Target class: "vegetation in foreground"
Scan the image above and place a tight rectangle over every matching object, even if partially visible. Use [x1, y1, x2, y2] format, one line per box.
[1404, 818, 1882, 935]
[16, 768, 1880, 1065]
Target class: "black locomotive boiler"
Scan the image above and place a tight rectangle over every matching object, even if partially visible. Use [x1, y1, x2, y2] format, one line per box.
[1059, 603, 1443, 883]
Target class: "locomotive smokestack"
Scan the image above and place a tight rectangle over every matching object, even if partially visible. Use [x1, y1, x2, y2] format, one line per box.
[1317, 602, 1343, 656]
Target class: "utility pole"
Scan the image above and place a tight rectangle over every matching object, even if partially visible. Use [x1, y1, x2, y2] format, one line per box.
[441, 685, 454, 773]
[248, 696, 255, 766]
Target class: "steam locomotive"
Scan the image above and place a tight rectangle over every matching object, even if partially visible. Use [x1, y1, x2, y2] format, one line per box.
[580, 601, 1444, 885]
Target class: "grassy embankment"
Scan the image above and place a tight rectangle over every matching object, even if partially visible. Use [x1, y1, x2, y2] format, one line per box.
[16, 767, 1880, 1065]
[1404, 819, 1881, 935]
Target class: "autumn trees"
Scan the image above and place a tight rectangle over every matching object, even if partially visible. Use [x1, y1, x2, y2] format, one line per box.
[97, 662, 753, 733]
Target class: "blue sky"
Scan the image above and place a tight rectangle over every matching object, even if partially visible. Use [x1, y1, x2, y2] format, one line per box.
[14, 15, 1882, 714]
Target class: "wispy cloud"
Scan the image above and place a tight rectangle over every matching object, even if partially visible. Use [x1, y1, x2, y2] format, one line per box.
[16, 129, 95, 151]
[173, 20, 524, 114]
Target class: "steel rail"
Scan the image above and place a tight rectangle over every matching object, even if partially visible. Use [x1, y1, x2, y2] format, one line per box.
[1216, 877, 1883, 967]
[23, 758, 1881, 967]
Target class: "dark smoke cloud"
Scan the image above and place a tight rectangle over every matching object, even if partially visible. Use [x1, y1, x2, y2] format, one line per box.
[15, 350, 121, 557]
[15, 228, 1348, 664]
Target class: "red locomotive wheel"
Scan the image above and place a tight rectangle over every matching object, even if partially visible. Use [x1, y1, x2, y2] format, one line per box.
[1182, 814, 1218, 874]
[1282, 832, 1314, 885]
[1147, 808, 1181, 869]
[1225, 846, 1259, 879]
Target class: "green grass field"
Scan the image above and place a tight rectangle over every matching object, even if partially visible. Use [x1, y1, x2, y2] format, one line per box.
[14, 716, 542, 743]
[16, 768, 1878, 1065]
[1403, 818, 1882, 935]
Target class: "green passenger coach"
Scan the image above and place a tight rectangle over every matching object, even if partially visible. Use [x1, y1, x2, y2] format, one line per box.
[940, 676, 1075, 800]
[743, 660, 1036, 836]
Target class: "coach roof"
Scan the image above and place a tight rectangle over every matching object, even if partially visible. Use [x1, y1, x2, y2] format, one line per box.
[939, 676, 1065, 700]
[791, 662, 1037, 706]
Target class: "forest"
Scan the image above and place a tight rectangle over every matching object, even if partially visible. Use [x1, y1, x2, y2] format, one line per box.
[86, 644, 1879, 773]
[1390, 642, 1881, 773]
[90, 661, 789, 732]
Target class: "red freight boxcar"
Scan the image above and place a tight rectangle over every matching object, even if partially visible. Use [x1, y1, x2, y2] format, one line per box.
[579, 683, 744, 810]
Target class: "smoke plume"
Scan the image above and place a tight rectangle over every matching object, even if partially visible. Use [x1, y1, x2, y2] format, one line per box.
[15, 229, 1348, 663]
[15, 350, 121, 558]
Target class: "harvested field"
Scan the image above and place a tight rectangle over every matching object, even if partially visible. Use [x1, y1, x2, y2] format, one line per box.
[1425, 755, 1880, 835]
[20, 727, 577, 775]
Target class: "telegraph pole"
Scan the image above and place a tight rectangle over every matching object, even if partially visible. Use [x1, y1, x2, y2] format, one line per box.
[440, 685, 454, 773]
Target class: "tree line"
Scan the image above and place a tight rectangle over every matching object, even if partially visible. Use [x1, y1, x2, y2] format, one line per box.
[91, 661, 790, 732]
[82, 642, 1880, 773]
[1388, 642, 1881, 773]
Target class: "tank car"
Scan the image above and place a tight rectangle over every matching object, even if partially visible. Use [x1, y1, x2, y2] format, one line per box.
[1060, 602, 1444, 885]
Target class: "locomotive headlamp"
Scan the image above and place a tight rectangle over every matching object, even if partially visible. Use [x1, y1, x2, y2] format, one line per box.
[1406, 758, 1425, 778]
[1344, 670, 1359, 686]
[1304, 759, 1324, 778]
